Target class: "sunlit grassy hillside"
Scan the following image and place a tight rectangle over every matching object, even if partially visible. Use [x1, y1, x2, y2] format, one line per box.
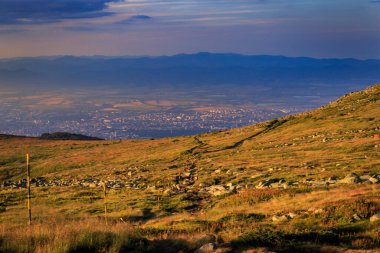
[1, 83, 380, 252]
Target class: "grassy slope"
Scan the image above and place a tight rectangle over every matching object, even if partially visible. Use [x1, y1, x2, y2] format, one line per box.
[0, 83, 380, 252]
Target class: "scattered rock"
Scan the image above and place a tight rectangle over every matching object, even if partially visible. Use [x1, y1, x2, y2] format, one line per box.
[195, 235, 216, 248]
[369, 176, 380, 184]
[340, 173, 362, 184]
[308, 208, 324, 214]
[207, 185, 230, 196]
[256, 179, 279, 188]
[272, 215, 290, 222]
[370, 214, 380, 223]
[195, 243, 216, 253]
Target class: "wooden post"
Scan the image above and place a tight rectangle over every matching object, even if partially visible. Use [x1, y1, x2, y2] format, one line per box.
[26, 153, 32, 225]
[102, 182, 108, 225]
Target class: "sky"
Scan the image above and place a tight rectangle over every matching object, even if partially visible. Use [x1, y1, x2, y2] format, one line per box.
[0, 0, 380, 59]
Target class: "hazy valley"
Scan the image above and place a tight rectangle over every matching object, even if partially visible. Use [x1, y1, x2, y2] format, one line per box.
[1, 53, 379, 139]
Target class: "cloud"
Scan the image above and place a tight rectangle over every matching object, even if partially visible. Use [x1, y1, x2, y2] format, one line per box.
[0, 0, 117, 25]
[117, 15, 152, 24]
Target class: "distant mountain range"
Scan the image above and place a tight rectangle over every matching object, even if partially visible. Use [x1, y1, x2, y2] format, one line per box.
[0, 53, 379, 90]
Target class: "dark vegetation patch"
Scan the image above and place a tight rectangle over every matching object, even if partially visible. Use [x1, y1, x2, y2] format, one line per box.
[40, 132, 102, 141]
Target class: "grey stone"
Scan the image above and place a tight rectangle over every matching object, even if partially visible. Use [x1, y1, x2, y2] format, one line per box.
[195, 243, 216, 253]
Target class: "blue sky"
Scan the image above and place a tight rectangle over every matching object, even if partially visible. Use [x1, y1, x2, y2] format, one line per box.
[0, 0, 379, 58]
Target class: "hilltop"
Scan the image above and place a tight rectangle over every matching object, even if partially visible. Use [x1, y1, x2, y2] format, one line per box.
[39, 132, 103, 141]
[0, 83, 379, 252]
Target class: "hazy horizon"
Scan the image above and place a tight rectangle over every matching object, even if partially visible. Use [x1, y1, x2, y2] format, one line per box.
[1, 52, 380, 61]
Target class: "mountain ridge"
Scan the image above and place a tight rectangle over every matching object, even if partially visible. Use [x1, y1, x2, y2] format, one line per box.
[1, 53, 379, 90]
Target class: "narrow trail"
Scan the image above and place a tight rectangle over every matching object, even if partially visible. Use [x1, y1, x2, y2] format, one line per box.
[208, 118, 289, 153]
[177, 119, 288, 160]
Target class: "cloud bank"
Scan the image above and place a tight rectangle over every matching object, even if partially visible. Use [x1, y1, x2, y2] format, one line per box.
[0, 0, 116, 24]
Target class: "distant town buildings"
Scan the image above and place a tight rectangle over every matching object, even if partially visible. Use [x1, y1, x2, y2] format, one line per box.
[0, 106, 298, 139]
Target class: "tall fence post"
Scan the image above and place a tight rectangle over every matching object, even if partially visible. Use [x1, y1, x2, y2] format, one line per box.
[26, 153, 32, 225]
[102, 182, 108, 225]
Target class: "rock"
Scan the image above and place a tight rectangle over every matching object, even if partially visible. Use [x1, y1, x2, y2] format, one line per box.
[90, 182, 98, 188]
[272, 215, 290, 222]
[195, 243, 216, 253]
[196, 235, 216, 247]
[257, 179, 278, 188]
[288, 212, 297, 219]
[207, 185, 230, 196]
[360, 175, 371, 181]
[250, 174, 261, 179]
[282, 181, 297, 189]
[308, 208, 323, 214]
[369, 176, 380, 184]
[268, 183, 281, 188]
[340, 173, 362, 184]
[353, 214, 361, 221]
[370, 214, 380, 223]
